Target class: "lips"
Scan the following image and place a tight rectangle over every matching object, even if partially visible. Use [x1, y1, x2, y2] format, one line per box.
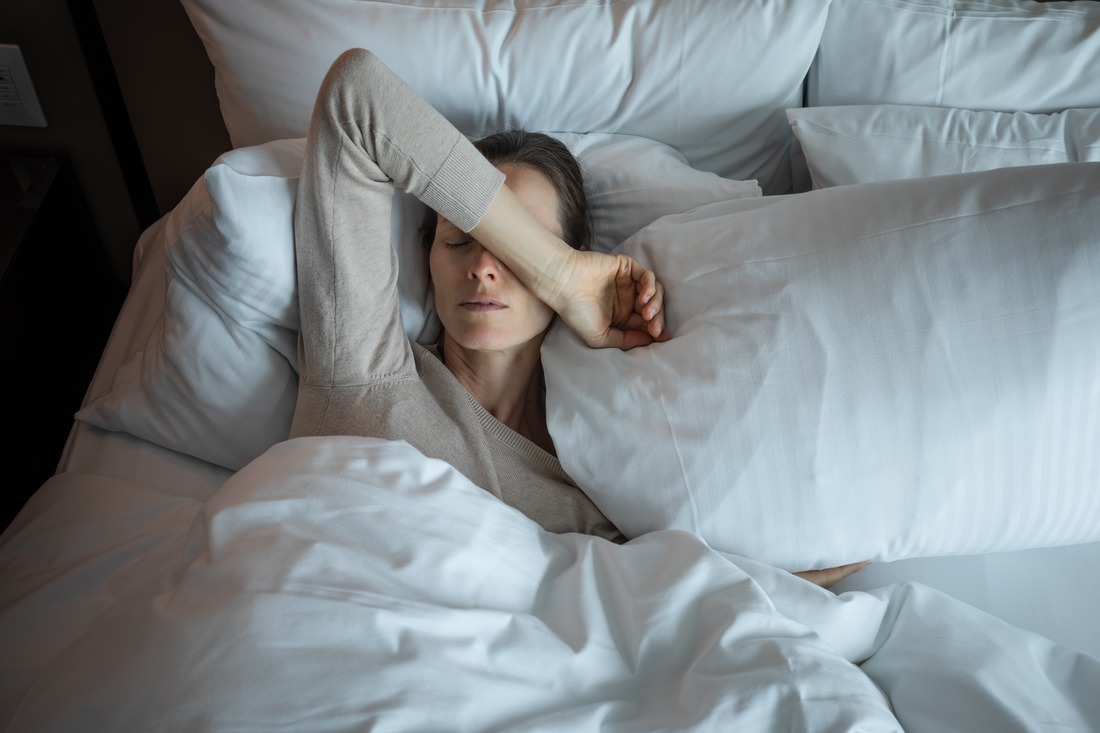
[459, 296, 506, 311]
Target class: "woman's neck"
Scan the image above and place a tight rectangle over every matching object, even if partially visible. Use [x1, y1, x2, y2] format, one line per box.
[440, 332, 555, 454]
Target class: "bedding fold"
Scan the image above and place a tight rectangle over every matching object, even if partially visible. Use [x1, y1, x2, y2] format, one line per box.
[2, 438, 1096, 731]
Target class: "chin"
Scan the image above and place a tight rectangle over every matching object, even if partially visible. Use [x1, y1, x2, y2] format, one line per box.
[447, 324, 548, 355]
[457, 334, 532, 353]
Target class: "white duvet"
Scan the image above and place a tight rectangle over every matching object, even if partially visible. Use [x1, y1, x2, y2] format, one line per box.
[1, 437, 1097, 731]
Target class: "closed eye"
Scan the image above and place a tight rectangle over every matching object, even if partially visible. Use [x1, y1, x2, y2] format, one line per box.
[444, 240, 471, 249]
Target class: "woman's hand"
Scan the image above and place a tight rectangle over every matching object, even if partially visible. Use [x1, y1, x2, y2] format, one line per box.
[551, 249, 671, 350]
[469, 182, 670, 350]
[794, 561, 871, 590]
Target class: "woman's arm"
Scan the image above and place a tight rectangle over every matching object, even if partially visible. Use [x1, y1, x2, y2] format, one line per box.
[470, 185, 670, 350]
[299, 45, 668, 385]
[295, 48, 506, 391]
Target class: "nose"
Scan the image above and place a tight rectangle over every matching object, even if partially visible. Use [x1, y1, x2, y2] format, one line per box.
[467, 244, 499, 281]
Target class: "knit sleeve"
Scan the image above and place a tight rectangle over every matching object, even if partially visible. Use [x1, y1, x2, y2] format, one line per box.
[293, 48, 505, 390]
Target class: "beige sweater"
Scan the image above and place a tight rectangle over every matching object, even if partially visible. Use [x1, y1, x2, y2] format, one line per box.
[290, 49, 623, 542]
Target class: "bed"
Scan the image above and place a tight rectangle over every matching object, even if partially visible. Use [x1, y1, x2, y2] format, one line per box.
[2, 0, 1099, 729]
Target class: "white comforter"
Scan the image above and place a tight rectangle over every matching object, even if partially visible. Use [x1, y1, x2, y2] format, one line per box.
[1, 437, 1097, 731]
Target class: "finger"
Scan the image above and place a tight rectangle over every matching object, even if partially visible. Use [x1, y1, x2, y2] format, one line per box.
[794, 561, 871, 590]
[621, 304, 668, 344]
[640, 307, 666, 340]
[590, 322, 655, 351]
[644, 283, 666, 338]
[637, 286, 669, 341]
[639, 281, 664, 320]
[615, 328, 655, 350]
[624, 257, 656, 304]
[638, 267, 657, 305]
[651, 312, 671, 341]
[620, 311, 651, 334]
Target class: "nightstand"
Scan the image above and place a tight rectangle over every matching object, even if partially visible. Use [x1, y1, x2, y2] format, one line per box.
[0, 151, 126, 531]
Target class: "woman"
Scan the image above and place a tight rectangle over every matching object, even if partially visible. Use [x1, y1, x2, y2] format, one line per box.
[292, 49, 862, 586]
[291, 47, 662, 544]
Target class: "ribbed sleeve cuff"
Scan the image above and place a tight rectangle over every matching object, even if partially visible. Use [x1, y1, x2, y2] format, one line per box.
[423, 138, 506, 233]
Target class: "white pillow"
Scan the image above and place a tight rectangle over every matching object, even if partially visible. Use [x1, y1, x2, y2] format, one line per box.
[180, 0, 831, 194]
[543, 162, 1100, 570]
[75, 143, 303, 471]
[76, 134, 759, 471]
[809, 0, 1100, 111]
[788, 105, 1100, 189]
[552, 133, 761, 253]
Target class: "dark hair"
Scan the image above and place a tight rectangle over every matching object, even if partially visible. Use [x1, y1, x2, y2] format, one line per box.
[418, 130, 592, 251]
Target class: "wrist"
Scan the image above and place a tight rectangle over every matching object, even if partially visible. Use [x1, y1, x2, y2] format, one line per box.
[533, 247, 582, 314]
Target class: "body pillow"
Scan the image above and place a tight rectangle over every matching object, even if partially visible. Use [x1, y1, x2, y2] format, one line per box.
[544, 162, 1100, 569]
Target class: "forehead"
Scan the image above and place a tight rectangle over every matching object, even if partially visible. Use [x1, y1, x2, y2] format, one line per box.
[435, 163, 562, 238]
[435, 217, 463, 235]
[499, 164, 560, 231]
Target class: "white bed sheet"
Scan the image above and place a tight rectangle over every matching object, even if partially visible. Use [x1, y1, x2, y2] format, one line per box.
[6, 437, 1098, 731]
[51, 216, 1100, 661]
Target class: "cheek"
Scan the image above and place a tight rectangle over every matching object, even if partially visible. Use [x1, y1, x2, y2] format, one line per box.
[427, 251, 448, 312]
[527, 295, 556, 331]
[427, 245, 439, 281]
[428, 247, 451, 290]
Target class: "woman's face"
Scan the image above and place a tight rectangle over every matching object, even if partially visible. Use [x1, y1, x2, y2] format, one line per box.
[429, 163, 561, 355]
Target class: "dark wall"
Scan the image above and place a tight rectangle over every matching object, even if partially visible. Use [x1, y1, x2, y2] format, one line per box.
[90, 0, 231, 216]
[0, 0, 230, 286]
[0, 0, 137, 284]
